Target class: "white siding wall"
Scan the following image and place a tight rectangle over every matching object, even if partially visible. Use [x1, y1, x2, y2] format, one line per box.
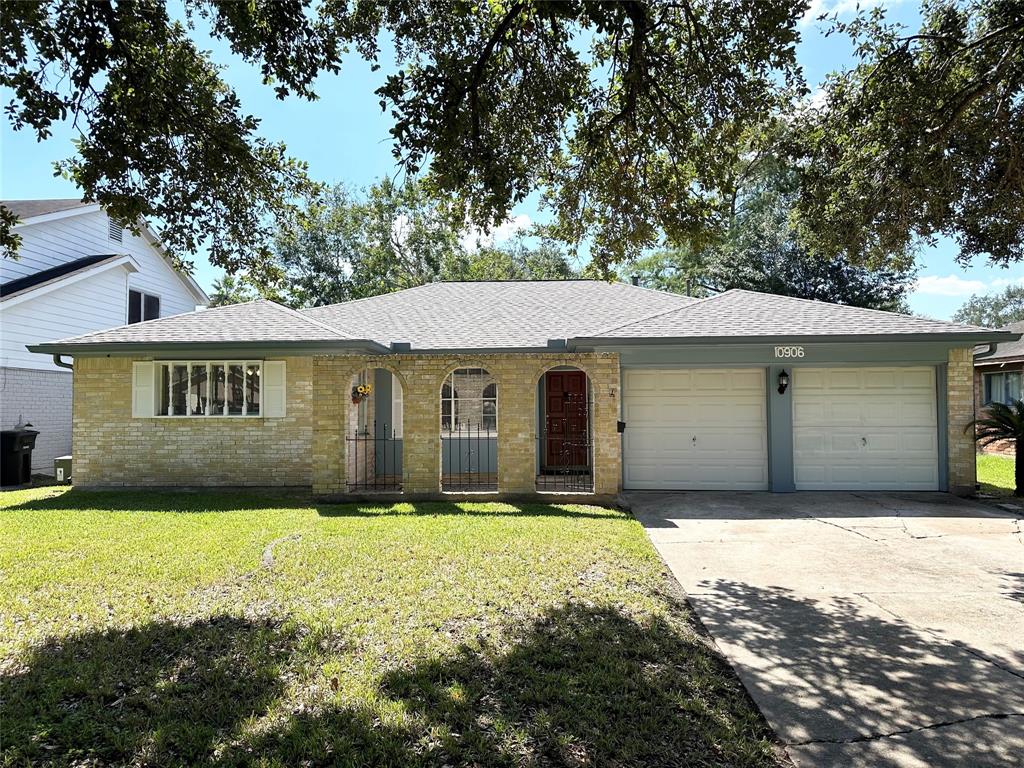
[1, 209, 204, 371]
[1, 267, 130, 369]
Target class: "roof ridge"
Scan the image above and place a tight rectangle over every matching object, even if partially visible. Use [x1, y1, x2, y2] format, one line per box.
[45, 301, 226, 344]
[301, 281, 441, 313]
[264, 299, 352, 338]
[585, 289, 732, 337]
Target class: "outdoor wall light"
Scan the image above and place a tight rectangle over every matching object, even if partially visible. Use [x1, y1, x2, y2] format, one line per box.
[777, 370, 790, 395]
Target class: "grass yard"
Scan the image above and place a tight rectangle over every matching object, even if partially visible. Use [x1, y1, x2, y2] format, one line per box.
[0, 487, 781, 767]
[977, 453, 1016, 497]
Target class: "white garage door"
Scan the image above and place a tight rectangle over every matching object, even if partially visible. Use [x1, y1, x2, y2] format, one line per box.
[623, 368, 768, 490]
[793, 367, 939, 491]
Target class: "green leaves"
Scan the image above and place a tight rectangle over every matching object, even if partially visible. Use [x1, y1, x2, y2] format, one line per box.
[788, 0, 1024, 269]
[953, 284, 1024, 327]
[1, 1, 320, 275]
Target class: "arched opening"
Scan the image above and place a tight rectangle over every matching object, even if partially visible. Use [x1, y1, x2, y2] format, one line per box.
[441, 368, 498, 492]
[346, 367, 403, 492]
[537, 367, 593, 492]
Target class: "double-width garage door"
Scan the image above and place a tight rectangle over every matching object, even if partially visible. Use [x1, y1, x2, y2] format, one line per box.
[623, 369, 769, 490]
[793, 367, 939, 491]
[622, 366, 939, 491]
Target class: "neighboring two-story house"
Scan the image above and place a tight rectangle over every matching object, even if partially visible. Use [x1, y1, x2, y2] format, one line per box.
[0, 199, 208, 473]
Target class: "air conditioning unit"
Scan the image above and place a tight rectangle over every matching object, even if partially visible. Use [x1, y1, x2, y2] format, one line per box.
[54, 455, 72, 484]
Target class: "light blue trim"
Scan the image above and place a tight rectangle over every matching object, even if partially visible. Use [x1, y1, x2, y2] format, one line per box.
[767, 365, 795, 492]
[937, 364, 949, 492]
[603, 341, 969, 367]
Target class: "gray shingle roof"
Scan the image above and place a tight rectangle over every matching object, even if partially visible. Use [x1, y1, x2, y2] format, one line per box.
[36, 299, 354, 346]
[32, 283, 1012, 355]
[3, 199, 93, 221]
[587, 289, 1001, 340]
[978, 320, 1024, 362]
[302, 280, 697, 349]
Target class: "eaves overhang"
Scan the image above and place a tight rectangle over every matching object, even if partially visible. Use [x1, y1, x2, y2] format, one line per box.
[568, 331, 1021, 348]
[26, 338, 392, 357]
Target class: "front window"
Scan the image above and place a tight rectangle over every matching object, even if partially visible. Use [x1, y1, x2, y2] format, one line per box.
[984, 371, 1022, 406]
[158, 361, 261, 416]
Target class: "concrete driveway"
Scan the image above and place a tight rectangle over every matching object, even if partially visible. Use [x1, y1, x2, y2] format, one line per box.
[626, 492, 1024, 768]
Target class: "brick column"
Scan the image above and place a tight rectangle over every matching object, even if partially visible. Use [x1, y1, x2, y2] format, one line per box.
[401, 356, 444, 494]
[497, 359, 536, 494]
[588, 356, 623, 496]
[946, 347, 977, 495]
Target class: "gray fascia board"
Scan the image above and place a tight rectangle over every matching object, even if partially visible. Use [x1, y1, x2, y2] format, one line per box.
[26, 339, 392, 356]
[569, 331, 1020, 347]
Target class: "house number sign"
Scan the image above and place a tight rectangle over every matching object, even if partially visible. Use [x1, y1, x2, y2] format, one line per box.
[774, 345, 805, 358]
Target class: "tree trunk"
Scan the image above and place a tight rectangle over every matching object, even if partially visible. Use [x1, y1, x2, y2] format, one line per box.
[1016, 446, 1024, 497]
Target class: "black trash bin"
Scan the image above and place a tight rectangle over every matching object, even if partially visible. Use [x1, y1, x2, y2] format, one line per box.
[1, 429, 39, 486]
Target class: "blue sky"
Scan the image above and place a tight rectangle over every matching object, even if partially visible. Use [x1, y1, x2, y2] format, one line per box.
[1, 0, 1018, 319]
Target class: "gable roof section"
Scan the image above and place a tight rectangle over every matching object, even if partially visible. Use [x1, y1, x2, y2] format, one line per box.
[0, 254, 130, 301]
[302, 280, 697, 350]
[28, 299, 389, 354]
[2, 199, 93, 221]
[3, 198, 209, 306]
[581, 289, 1011, 343]
[976, 320, 1024, 363]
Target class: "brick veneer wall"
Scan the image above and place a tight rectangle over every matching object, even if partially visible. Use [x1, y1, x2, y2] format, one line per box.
[72, 356, 313, 486]
[312, 352, 622, 498]
[947, 347, 977, 495]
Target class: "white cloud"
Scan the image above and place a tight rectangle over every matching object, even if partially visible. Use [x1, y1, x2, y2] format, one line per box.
[914, 274, 1024, 297]
[460, 214, 532, 252]
[801, 0, 905, 28]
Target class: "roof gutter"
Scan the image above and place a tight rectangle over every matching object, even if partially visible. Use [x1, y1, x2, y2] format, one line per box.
[973, 342, 1000, 361]
[568, 331, 1020, 348]
[51, 354, 73, 370]
[27, 338, 393, 356]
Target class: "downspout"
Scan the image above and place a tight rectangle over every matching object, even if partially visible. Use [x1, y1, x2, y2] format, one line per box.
[973, 342, 998, 361]
[52, 354, 73, 370]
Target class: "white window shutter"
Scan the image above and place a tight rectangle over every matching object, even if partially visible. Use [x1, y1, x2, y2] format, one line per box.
[263, 361, 287, 417]
[132, 361, 156, 417]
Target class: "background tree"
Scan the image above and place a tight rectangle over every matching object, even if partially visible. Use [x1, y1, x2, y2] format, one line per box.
[629, 162, 917, 310]
[268, 178, 577, 307]
[207, 274, 260, 307]
[0, 1, 327, 280]
[952, 284, 1024, 327]
[789, 1, 1024, 270]
[2, 0, 806, 278]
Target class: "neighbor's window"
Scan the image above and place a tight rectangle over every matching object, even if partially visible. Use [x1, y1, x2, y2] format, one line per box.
[984, 371, 1022, 405]
[128, 289, 160, 324]
[158, 361, 261, 416]
[440, 368, 497, 435]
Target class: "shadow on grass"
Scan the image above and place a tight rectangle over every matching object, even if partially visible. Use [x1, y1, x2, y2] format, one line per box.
[2, 604, 779, 767]
[1, 488, 624, 521]
[1, 615, 295, 765]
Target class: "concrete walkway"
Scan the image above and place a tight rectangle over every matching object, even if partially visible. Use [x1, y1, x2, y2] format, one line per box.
[627, 491, 1024, 768]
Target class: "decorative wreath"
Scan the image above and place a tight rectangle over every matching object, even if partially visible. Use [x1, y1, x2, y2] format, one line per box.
[351, 383, 372, 404]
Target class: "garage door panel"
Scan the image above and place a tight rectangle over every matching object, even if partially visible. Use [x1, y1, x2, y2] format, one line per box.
[623, 368, 768, 490]
[793, 366, 939, 491]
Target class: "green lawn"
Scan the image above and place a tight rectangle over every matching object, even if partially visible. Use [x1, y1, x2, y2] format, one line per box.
[0, 487, 780, 767]
[977, 453, 1016, 496]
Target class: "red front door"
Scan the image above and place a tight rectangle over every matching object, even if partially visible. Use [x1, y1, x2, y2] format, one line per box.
[544, 371, 590, 469]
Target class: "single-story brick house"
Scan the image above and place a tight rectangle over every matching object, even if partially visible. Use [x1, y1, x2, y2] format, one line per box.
[29, 280, 1016, 499]
[974, 320, 1024, 456]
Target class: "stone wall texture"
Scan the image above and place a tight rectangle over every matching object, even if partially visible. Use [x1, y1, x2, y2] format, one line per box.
[312, 352, 622, 498]
[72, 356, 313, 486]
[947, 347, 977, 494]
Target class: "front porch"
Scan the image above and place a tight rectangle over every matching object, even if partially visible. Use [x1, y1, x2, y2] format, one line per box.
[312, 352, 620, 500]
